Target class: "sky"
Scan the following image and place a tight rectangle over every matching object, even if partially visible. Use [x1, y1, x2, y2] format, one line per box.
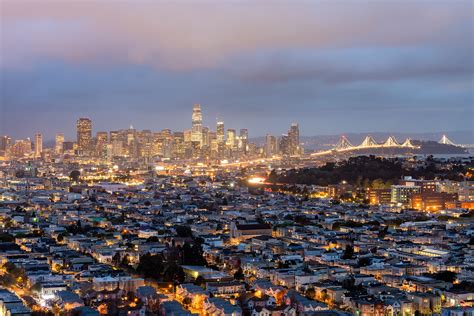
[1, 0, 473, 140]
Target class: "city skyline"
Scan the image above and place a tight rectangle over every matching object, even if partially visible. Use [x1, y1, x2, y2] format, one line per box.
[0, 1, 473, 314]
[1, 0, 473, 139]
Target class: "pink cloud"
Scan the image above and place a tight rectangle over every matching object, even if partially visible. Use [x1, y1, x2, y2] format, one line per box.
[1, 0, 471, 70]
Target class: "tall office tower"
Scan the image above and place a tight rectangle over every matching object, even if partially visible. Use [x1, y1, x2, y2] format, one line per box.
[209, 132, 218, 155]
[96, 132, 108, 158]
[183, 129, 192, 143]
[191, 104, 203, 145]
[279, 134, 291, 156]
[202, 127, 210, 147]
[109, 131, 119, 143]
[76, 118, 92, 155]
[34, 133, 43, 158]
[0, 136, 9, 151]
[160, 129, 173, 159]
[288, 123, 300, 155]
[1, 135, 12, 157]
[226, 129, 236, 149]
[138, 129, 153, 159]
[265, 134, 277, 157]
[55, 134, 64, 154]
[239, 129, 248, 153]
[216, 121, 225, 144]
[172, 132, 185, 159]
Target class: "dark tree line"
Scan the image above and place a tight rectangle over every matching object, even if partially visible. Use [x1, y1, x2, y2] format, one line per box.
[135, 240, 207, 283]
[268, 156, 472, 186]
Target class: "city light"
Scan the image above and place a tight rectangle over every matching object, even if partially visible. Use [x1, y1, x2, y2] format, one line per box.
[0, 5, 472, 316]
[248, 176, 266, 184]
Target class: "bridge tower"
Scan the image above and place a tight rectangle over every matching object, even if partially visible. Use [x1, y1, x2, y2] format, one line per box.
[401, 138, 415, 148]
[439, 134, 456, 146]
[360, 135, 378, 147]
[383, 136, 399, 147]
[334, 135, 353, 150]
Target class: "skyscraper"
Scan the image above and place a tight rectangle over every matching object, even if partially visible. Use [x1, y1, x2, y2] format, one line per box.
[239, 128, 248, 153]
[265, 134, 277, 157]
[55, 133, 64, 155]
[226, 129, 236, 149]
[77, 118, 92, 155]
[216, 120, 225, 144]
[34, 133, 42, 158]
[96, 131, 108, 158]
[279, 134, 290, 156]
[288, 123, 300, 156]
[191, 104, 203, 146]
[202, 126, 210, 147]
[0, 136, 12, 158]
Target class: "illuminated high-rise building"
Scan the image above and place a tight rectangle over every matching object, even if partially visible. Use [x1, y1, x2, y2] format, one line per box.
[0, 136, 11, 151]
[288, 123, 300, 156]
[76, 118, 92, 155]
[226, 129, 236, 149]
[265, 134, 277, 157]
[172, 132, 185, 159]
[96, 132, 108, 158]
[191, 104, 203, 145]
[209, 132, 218, 156]
[202, 126, 210, 147]
[34, 133, 43, 158]
[216, 121, 225, 144]
[109, 131, 119, 143]
[239, 129, 248, 153]
[0, 136, 12, 158]
[184, 129, 192, 143]
[279, 134, 290, 156]
[55, 133, 64, 154]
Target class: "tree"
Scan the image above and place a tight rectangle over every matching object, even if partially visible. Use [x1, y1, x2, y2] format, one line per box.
[378, 226, 388, 239]
[181, 243, 207, 266]
[162, 263, 185, 283]
[30, 283, 42, 293]
[175, 225, 193, 238]
[195, 275, 206, 287]
[121, 254, 130, 267]
[136, 253, 164, 279]
[371, 178, 386, 189]
[320, 289, 329, 303]
[358, 257, 371, 267]
[69, 170, 81, 182]
[341, 245, 354, 259]
[112, 252, 121, 266]
[234, 267, 245, 280]
[0, 274, 15, 287]
[0, 233, 14, 242]
[146, 236, 159, 243]
[183, 297, 192, 306]
[56, 233, 66, 242]
[305, 288, 315, 299]
[429, 271, 457, 283]
[15, 169, 25, 178]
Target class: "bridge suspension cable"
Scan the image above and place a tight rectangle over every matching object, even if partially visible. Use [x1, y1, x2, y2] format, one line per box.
[383, 136, 400, 147]
[334, 136, 353, 150]
[360, 135, 377, 147]
[439, 134, 456, 146]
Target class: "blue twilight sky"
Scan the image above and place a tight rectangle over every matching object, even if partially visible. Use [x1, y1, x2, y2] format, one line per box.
[0, 0, 473, 140]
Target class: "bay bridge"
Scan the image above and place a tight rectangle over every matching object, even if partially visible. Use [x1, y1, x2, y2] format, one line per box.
[310, 134, 468, 157]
